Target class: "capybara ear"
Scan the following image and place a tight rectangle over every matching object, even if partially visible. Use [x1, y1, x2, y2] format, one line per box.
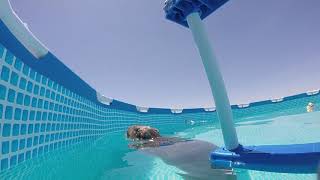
[127, 126, 139, 139]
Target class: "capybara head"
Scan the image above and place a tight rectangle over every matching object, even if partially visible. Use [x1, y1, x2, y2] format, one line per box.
[127, 125, 160, 140]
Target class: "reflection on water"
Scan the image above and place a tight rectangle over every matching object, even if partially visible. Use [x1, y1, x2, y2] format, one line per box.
[235, 119, 273, 127]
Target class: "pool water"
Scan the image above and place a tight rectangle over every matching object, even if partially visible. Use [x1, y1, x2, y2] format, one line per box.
[190, 111, 320, 179]
[0, 110, 319, 179]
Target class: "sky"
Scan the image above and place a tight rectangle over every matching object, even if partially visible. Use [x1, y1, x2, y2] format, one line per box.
[10, 0, 320, 109]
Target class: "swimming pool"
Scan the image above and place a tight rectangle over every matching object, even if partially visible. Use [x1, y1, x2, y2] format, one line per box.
[1, 0, 320, 179]
[0, 105, 318, 180]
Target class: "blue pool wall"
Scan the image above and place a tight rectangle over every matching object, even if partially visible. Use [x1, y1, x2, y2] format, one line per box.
[0, 19, 320, 171]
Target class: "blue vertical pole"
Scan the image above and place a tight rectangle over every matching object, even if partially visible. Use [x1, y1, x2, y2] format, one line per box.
[186, 12, 239, 150]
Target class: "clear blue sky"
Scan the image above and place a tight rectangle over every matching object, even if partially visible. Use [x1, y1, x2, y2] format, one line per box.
[11, 0, 320, 108]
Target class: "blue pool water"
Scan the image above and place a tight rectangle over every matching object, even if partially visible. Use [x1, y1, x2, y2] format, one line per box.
[194, 112, 320, 179]
[0, 108, 319, 179]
